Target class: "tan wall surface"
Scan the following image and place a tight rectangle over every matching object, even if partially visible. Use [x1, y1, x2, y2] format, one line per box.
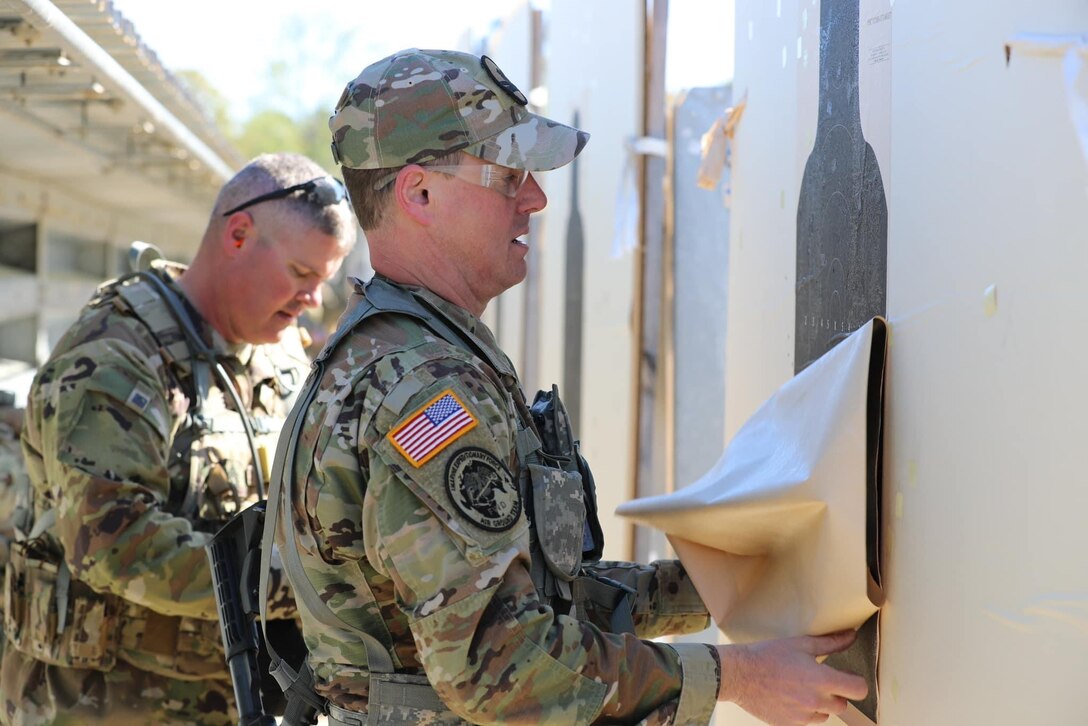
[483, 2, 534, 371]
[729, 0, 1088, 724]
[534, 0, 645, 561]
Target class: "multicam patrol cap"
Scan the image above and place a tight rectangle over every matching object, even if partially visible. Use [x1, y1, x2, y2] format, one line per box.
[329, 48, 590, 172]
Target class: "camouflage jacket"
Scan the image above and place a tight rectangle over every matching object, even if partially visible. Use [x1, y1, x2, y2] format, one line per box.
[17, 262, 304, 679]
[281, 277, 719, 724]
[0, 408, 26, 572]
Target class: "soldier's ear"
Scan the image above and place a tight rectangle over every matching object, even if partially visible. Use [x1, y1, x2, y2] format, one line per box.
[221, 212, 254, 255]
[396, 166, 433, 226]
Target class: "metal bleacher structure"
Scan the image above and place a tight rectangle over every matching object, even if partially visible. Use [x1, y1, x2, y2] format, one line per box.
[0, 0, 242, 398]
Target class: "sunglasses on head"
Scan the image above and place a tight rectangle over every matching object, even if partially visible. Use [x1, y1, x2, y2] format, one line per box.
[222, 176, 347, 217]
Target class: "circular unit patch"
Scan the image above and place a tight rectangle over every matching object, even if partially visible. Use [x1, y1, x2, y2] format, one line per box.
[481, 55, 528, 106]
[445, 447, 522, 532]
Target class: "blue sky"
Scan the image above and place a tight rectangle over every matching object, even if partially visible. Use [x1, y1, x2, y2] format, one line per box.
[111, 0, 734, 122]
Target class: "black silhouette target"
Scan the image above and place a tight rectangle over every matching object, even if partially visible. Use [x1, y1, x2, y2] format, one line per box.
[796, 2, 887, 721]
[795, 0, 887, 373]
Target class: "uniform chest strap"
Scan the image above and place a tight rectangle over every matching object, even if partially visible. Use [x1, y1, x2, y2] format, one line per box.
[259, 310, 395, 713]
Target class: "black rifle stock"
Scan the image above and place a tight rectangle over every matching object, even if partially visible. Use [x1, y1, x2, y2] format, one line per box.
[206, 502, 277, 726]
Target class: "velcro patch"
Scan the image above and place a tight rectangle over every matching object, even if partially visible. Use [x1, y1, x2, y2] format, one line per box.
[445, 448, 521, 532]
[481, 55, 528, 106]
[387, 389, 478, 468]
[125, 384, 153, 412]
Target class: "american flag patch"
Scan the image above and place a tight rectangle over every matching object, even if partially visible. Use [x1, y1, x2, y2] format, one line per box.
[387, 390, 478, 468]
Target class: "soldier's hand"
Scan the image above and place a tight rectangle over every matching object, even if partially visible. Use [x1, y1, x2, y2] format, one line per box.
[716, 630, 867, 725]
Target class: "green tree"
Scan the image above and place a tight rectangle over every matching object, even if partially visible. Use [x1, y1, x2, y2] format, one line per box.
[298, 107, 338, 175]
[233, 110, 306, 162]
[178, 12, 364, 172]
[176, 70, 234, 138]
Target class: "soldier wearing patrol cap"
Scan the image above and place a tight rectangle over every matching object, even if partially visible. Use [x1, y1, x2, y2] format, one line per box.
[1, 152, 355, 725]
[269, 49, 867, 725]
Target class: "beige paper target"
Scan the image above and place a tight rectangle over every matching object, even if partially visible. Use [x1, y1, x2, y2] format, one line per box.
[618, 318, 885, 642]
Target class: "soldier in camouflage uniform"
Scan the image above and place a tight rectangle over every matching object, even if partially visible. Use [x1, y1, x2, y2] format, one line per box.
[0, 396, 27, 661]
[271, 49, 867, 725]
[1, 153, 356, 726]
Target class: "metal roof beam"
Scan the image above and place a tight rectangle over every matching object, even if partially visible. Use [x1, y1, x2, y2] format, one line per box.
[11, 0, 233, 183]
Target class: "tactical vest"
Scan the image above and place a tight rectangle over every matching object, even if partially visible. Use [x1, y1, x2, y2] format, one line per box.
[5, 264, 298, 679]
[261, 278, 629, 725]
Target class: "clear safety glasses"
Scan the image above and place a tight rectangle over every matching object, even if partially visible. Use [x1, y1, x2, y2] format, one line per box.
[424, 162, 529, 199]
[373, 160, 530, 198]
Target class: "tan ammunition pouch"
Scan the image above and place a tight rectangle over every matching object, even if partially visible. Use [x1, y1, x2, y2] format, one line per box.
[4, 544, 227, 679]
[3, 544, 121, 670]
[116, 603, 229, 681]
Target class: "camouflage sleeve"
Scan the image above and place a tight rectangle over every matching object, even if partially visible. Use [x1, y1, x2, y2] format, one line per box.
[581, 559, 711, 639]
[0, 415, 25, 569]
[360, 355, 720, 725]
[29, 345, 217, 620]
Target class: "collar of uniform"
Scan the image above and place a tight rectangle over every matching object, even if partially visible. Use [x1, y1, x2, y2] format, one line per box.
[371, 275, 515, 378]
[209, 326, 253, 362]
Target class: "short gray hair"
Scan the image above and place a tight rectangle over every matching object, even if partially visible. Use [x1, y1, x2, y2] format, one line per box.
[214, 152, 355, 239]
